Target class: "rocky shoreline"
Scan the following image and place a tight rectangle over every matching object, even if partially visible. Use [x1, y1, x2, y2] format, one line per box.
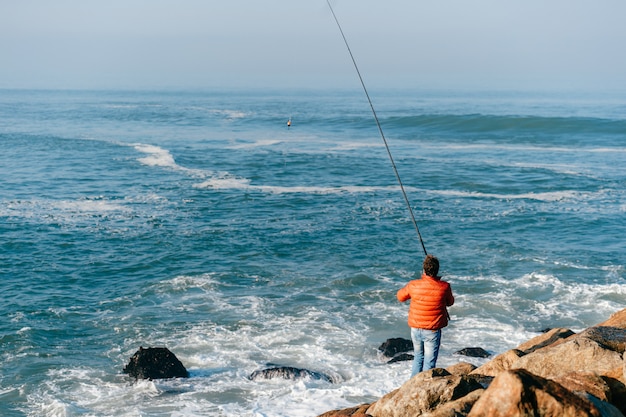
[318, 308, 626, 417]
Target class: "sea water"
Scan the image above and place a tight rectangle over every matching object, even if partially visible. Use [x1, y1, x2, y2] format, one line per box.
[0, 88, 624, 416]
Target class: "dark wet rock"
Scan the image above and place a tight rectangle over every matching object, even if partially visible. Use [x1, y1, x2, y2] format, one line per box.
[249, 366, 334, 383]
[378, 337, 413, 358]
[578, 326, 626, 354]
[454, 347, 491, 358]
[123, 346, 189, 380]
[387, 353, 413, 364]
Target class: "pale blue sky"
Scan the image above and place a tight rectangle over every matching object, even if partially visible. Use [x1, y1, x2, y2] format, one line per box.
[1, 0, 625, 90]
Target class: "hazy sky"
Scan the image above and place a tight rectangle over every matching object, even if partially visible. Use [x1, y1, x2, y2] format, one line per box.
[2, 0, 625, 90]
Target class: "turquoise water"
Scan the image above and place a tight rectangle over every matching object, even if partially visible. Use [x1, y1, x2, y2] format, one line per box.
[1, 88, 624, 416]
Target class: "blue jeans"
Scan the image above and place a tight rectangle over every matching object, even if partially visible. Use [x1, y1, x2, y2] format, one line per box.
[410, 328, 442, 377]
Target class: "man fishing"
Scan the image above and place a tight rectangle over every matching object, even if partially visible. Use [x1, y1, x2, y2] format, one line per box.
[327, 3, 453, 377]
[397, 255, 454, 378]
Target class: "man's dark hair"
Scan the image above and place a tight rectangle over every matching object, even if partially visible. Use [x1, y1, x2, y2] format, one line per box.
[423, 255, 439, 277]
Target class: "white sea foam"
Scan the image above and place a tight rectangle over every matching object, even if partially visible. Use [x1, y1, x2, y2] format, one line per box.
[193, 176, 252, 190]
[134, 144, 179, 169]
[0, 198, 132, 223]
[209, 108, 248, 119]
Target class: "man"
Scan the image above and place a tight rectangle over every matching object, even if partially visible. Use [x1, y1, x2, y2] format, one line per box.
[397, 254, 454, 377]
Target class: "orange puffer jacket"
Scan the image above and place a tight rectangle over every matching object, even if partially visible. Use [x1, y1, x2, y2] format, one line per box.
[397, 274, 454, 330]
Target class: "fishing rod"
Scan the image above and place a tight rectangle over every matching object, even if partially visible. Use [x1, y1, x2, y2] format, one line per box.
[326, 0, 428, 256]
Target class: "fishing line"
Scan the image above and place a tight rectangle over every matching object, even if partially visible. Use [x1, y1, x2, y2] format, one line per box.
[326, 0, 428, 256]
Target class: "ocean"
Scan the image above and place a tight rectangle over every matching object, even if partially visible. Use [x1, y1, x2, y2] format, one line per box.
[0, 87, 624, 416]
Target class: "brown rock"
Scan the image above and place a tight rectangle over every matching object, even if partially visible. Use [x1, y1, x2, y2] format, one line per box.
[467, 369, 604, 417]
[446, 362, 477, 376]
[515, 327, 575, 354]
[470, 349, 524, 377]
[317, 403, 372, 417]
[366, 368, 483, 417]
[512, 336, 623, 379]
[553, 372, 612, 403]
[597, 309, 626, 328]
[421, 388, 484, 417]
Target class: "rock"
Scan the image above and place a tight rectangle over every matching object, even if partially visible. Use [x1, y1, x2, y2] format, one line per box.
[446, 362, 477, 376]
[378, 338, 413, 358]
[366, 368, 483, 417]
[387, 353, 413, 364]
[421, 388, 484, 417]
[455, 347, 491, 358]
[577, 326, 626, 354]
[599, 375, 626, 416]
[512, 336, 623, 380]
[123, 346, 188, 380]
[249, 366, 334, 383]
[317, 404, 372, 417]
[470, 349, 524, 377]
[553, 372, 613, 403]
[515, 327, 575, 354]
[467, 369, 606, 417]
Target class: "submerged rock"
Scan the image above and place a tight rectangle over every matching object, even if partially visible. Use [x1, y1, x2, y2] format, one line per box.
[378, 338, 413, 358]
[249, 366, 334, 383]
[455, 347, 491, 358]
[387, 353, 413, 364]
[123, 346, 189, 380]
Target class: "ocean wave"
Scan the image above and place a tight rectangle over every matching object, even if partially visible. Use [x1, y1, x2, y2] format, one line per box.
[386, 113, 626, 137]
[432, 189, 584, 202]
[419, 142, 626, 154]
[191, 177, 593, 202]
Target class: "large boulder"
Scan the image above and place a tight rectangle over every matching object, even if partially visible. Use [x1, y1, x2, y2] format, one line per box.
[366, 368, 483, 417]
[123, 347, 188, 380]
[512, 336, 623, 380]
[467, 369, 608, 417]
